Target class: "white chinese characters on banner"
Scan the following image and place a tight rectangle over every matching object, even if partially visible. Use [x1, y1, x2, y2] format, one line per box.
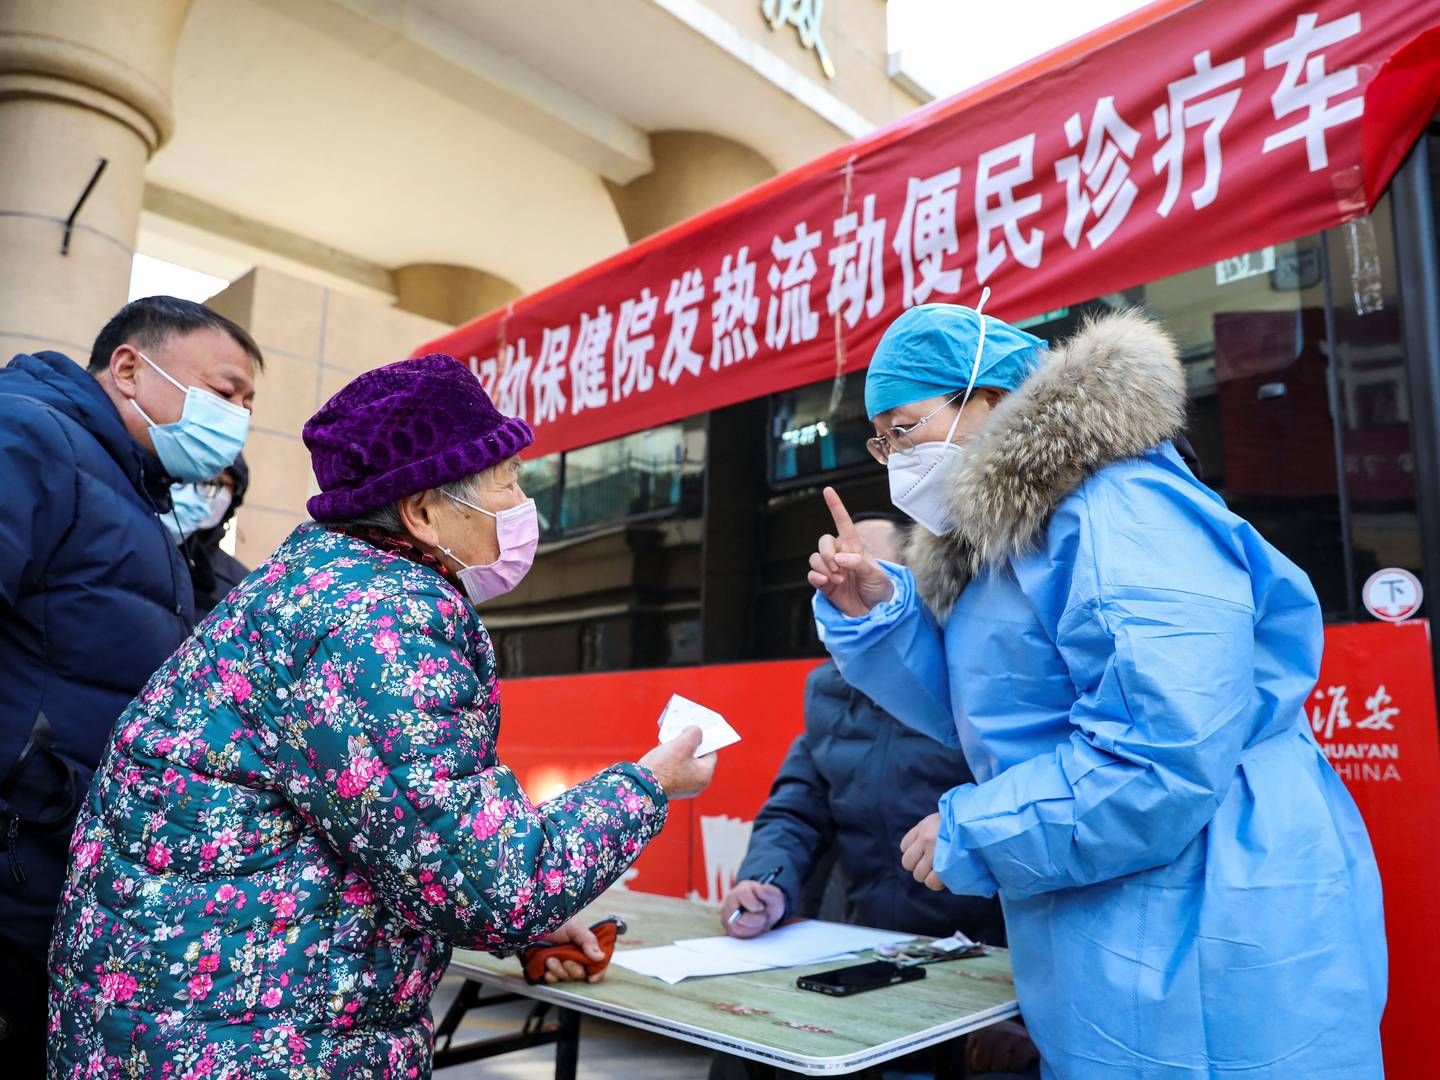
[659, 269, 706, 385]
[711, 247, 761, 370]
[1152, 50, 1246, 216]
[613, 288, 659, 401]
[827, 192, 886, 329]
[491, 10, 1392, 435]
[469, 354, 498, 400]
[531, 326, 570, 423]
[765, 223, 822, 349]
[1056, 96, 1142, 250]
[976, 135, 1045, 283]
[495, 340, 533, 421]
[569, 305, 613, 415]
[1263, 11, 1365, 172]
[893, 167, 963, 307]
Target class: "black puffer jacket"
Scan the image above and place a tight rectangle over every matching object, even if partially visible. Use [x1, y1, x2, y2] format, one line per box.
[737, 661, 1005, 942]
[181, 453, 251, 616]
[0, 352, 194, 965]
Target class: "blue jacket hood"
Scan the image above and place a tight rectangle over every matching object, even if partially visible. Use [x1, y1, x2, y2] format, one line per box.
[3, 352, 174, 510]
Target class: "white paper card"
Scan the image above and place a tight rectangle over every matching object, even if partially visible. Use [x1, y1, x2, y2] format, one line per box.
[658, 694, 740, 757]
[610, 944, 774, 984]
[670, 921, 914, 969]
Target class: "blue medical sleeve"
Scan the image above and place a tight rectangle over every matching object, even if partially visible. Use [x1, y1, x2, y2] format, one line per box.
[813, 563, 958, 747]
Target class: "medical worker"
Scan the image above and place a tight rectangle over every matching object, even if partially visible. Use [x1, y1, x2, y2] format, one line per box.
[808, 298, 1387, 1078]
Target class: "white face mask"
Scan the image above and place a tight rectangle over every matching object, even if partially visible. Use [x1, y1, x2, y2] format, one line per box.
[886, 289, 990, 536]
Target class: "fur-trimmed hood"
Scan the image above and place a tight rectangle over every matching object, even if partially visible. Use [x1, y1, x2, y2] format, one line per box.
[906, 309, 1186, 617]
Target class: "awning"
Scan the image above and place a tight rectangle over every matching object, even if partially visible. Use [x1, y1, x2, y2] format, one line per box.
[415, 0, 1440, 458]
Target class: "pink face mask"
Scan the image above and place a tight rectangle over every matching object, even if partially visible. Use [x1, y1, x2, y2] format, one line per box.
[439, 494, 540, 605]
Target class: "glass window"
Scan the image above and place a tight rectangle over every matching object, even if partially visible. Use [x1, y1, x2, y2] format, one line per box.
[558, 420, 705, 534]
[768, 375, 872, 483]
[523, 453, 562, 540]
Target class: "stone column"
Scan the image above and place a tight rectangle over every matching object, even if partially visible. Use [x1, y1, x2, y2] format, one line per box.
[0, 0, 191, 360]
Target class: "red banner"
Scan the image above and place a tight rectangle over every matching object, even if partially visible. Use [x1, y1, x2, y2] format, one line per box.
[416, 0, 1440, 458]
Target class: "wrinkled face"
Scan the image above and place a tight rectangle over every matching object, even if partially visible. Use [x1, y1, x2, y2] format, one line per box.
[869, 387, 1004, 460]
[402, 456, 527, 568]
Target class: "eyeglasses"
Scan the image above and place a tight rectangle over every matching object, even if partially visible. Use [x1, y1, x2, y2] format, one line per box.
[865, 390, 966, 464]
[195, 480, 228, 499]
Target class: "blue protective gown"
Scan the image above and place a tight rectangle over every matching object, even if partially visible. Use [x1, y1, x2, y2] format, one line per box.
[816, 443, 1387, 1078]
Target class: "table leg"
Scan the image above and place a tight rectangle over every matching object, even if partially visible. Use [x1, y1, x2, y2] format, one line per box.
[554, 1007, 581, 1080]
[741, 1063, 779, 1080]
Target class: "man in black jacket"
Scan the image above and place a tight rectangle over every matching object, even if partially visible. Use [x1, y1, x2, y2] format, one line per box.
[177, 453, 252, 617]
[0, 296, 261, 1068]
[720, 515, 1036, 1077]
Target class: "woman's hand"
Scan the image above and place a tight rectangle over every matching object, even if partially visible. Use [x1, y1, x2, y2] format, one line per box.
[807, 487, 895, 617]
[540, 919, 608, 984]
[900, 813, 945, 891]
[638, 726, 716, 799]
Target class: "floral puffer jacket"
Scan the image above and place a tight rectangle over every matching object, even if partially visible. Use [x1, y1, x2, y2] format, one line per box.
[47, 524, 668, 1078]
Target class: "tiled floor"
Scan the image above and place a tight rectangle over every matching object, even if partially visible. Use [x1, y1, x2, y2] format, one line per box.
[428, 974, 713, 1078]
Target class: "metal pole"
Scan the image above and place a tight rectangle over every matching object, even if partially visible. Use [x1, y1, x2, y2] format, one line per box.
[1319, 231, 1360, 616]
[1391, 132, 1440, 697]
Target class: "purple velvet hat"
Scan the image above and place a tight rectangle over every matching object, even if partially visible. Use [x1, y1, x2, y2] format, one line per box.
[304, 354, 533, 522]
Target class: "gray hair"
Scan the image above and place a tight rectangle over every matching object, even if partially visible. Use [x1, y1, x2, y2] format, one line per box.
[323, 471, 489, 534]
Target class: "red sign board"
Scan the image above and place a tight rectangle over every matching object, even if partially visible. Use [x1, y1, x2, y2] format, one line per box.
[1309, 619, 1440, 1079]
[497, 620, 1440, 1075]
[417, 1, 1440, 458]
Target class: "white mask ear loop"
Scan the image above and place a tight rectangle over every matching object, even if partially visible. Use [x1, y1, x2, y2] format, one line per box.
[942, 286, 991, 447]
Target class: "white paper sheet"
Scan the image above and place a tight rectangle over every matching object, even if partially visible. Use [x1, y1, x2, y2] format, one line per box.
[610, 944, 775, 984]
[671, 921, 915, 970]
[658, 694, 741, 756]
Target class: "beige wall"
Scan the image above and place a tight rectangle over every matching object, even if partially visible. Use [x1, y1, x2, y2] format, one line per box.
[207, 266, 449, 566]
[710, 0, 922, 119]
[605, 131, 776, 243]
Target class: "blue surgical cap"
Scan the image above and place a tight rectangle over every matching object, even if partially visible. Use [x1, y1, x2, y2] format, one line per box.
[864, 303, 1046, 419]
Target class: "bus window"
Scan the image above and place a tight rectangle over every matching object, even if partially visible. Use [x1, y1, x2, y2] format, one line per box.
[559, 419, 705, 533]
[769, 375, 871, 484]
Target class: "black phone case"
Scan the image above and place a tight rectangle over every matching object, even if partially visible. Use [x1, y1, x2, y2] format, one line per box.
[795, 962, 926, 996]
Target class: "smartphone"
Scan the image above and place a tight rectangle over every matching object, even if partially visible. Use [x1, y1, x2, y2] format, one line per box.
[796, 960, 926, 997]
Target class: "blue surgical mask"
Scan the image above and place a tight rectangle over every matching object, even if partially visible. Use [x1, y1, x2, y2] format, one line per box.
[131, 352, 250, 483]
[162, 484, 215, 544]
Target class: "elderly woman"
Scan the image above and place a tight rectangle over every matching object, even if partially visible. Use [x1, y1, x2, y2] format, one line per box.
[809, 305, 1386, 1078]
[48, 356, 714, 1076]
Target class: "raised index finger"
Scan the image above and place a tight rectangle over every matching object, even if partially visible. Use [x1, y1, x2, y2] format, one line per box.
[822, 486, 857, 540]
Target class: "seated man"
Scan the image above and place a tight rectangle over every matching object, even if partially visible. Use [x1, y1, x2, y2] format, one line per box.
[717, 514, 1036, 1079]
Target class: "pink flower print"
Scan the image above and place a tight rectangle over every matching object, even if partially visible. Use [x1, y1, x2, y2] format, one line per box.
[343, 881, 376, 905]
[543, 869, 564, 895]
[145, 842, 171, 871]
[73, 840, 103, 870]
[263, 561, 286, 584]
[271, 892, 298, 919]
[620, 789, 644, 814]
[421, 883, 445, 905]
[372, 628, 401, 661]
[97, 971, 137, 1004]
[470, 796, 509, 840]
[187, 972, 213, 1002]
[216, 661, 252, 705]
[487, 680, 502, 705]
[198, 953, 220, 974]
[216, 884, 237, 904]
[308, 571, 334, 590]
[262, 988, 282, 1009]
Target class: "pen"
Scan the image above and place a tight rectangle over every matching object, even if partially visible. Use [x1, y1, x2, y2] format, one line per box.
[726, 865, 784, 926]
